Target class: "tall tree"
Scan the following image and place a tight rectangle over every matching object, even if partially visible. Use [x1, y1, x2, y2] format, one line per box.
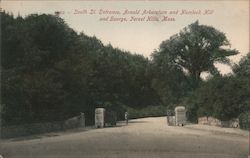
[152, 21, 239, 86]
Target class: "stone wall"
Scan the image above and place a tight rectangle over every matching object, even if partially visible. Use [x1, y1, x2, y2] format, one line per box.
[64, 113, 85, 129]
[228, 118, 240, 128]
[1, 113, 85, 138]
[166, 116, 176, 126]
[198, 116, 240, 128]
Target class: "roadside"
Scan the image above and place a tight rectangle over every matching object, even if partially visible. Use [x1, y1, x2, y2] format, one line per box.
[0, 122, 127, 143]
[184, 124, 249, 137]
[0, 117, 248, 158]
[0, 126, 93, 142]
[1, 118, 248, 142]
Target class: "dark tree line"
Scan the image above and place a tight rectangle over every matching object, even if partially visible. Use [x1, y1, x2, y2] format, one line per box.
[1, 13, 249, 128]
[1, 13, 159, 125]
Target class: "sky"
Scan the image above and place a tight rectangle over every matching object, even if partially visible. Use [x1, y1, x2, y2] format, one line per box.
[1, 0, 249, 74]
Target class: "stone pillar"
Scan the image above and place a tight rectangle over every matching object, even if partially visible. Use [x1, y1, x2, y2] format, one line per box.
[80, 112, 85, 128]
[95, 108, 105, 128]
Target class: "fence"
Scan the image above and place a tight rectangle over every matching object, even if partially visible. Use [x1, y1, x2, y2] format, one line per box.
[0, 113, 85, 138]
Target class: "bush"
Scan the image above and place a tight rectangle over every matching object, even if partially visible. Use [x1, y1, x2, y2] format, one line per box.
[239, 112, 250, 130]
[127, 106, 167, 119]
[184, 75, 250, 122]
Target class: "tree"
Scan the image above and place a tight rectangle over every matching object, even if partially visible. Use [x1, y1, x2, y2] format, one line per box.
[233, 53, 250, 116]
[152, 21, 239, 86]
[150, 59, 189, 106]
[1, 12, 161, 126]
[184, 76, 249, 122]
[233, 53, 250, 77]
[184, 53, 250, 122]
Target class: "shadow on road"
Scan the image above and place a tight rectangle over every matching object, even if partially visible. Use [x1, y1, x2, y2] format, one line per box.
[128, 120, 149, 124]
[5, 120, 148, 142]
[8, 124, 128, 142]
[8, 127, 95, 142]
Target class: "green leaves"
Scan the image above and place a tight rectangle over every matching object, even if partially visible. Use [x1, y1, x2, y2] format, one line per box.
[1, 12, 160, 126]
[153, 21, 238, 84]
[184, 54, 250, 122]
[233, 53, 250, 77]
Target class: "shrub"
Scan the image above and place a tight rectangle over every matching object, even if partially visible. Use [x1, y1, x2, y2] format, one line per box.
[239, 112, 250, 130]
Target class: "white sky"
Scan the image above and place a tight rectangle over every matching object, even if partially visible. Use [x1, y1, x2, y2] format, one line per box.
[1, 0, 249, 74]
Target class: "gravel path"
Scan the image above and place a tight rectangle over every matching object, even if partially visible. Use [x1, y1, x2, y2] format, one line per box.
[0, 117, 249, 158]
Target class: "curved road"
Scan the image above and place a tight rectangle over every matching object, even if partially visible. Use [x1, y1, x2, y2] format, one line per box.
[0, 117, 249, 158]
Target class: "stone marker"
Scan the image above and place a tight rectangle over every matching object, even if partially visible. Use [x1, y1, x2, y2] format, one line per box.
[95, 108, 105, 128]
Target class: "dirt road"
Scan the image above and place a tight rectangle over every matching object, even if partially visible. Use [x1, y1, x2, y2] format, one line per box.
[0, 117, 249, 158]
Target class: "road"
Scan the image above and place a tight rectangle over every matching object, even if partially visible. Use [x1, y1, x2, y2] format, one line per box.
[0, 117, 249, 158]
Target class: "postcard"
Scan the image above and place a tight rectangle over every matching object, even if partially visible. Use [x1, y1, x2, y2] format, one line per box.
[0, 0, 249, 158]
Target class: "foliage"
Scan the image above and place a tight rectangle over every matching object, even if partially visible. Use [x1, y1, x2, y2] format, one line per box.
[1, 12, 248, 130]
[1, 12, 160, 126]
[152, 21, 238, 85]
[127, 106, 167, 119]
[184, 53, 250, 123]
[150, 59, 190, 105]
[239, 112, 250, 130]
[233, 53, 250, 77]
